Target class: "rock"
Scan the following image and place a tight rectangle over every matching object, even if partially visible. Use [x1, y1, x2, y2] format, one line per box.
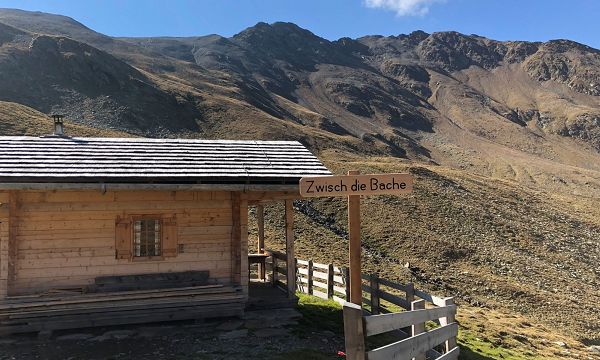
[244, 319, 270, 330]
[219, 329, 248, 340]
[88, 335, 110, 342]
[321, 330, 336, 337]
[100, 329, 136, 340]
[588, 346, 600, 354]
[137, 326, 174, 338]
[253, 328, 288, 338]
[37, 330, 53, 340]
[244, 309, 302, 322]
[553, 341, 567, 348]
[513, 334, 529, 343]
[56, 333, 94, 341]
[216, 320, 244, 331]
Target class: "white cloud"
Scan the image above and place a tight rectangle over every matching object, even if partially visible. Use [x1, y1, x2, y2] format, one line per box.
[364, 0, 444, 16]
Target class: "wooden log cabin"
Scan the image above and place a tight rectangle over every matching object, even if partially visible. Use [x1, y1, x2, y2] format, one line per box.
[0, 135, 330, 334]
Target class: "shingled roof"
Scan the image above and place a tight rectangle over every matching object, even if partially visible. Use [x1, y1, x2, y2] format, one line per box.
[0, 136, 331, 184]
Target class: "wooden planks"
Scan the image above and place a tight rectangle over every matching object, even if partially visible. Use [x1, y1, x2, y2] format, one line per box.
[366, 323, 458, 360]
[0, 284, 245, 335]
[10, 190, 235, 295]
[0, 192, 8, 299]
[7, 192, 17, 296]
[364, 305, 457, 337]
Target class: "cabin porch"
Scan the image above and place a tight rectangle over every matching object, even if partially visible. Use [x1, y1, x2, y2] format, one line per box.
[247, 197, 298, 299]
[0, 282, 245, 336]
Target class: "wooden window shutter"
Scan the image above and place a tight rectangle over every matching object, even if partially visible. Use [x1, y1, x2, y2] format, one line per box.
[162, 216, 178, 257]
[115, 216, 132, 260]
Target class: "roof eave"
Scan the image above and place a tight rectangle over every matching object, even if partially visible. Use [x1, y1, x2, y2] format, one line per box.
[0, 182, 301, 192]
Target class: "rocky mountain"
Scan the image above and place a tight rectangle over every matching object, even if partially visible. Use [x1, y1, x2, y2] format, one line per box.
[1, 10, 599, 156]
[0, 8, 599, 348]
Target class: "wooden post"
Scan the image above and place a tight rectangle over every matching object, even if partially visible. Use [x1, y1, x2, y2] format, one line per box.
[284, 199, 296, 298]
[405, 282, 415, 310]
[257, 204, 265, 281]
[272, 255, 278, 286]
[440, 297, 457, 353]
[369, 274, 380, 315]
[327, 263, 334, 298]
[344, 267, 350, 301]
[411, 299, 426, 360]
[0, 192, 15, 299]
[343, 302, 366, 360]
[307, 260, 314, 295]
[7, 191, 17, 296]
[348, 170, 362, 306]
[231, 192, 242, 287]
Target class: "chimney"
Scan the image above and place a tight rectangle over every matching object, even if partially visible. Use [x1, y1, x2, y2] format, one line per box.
[51, 114, 64, 136]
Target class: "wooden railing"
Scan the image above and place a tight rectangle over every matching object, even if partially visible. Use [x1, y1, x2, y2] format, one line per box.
[269, 251, 289, 291]
[264, 252, 459, 360]
[296, 258, 348, 303]
[344, 300, 459, 360]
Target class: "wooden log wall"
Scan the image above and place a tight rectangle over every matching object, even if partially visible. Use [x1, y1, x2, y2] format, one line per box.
[0, 192, 9, 298]
[0, 190, 249, 297]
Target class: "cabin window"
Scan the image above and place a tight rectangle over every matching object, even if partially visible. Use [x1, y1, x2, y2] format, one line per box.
[133, 219, 162, 257]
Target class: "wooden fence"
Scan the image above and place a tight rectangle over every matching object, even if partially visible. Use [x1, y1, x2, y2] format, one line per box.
[265, 251, 459, 360]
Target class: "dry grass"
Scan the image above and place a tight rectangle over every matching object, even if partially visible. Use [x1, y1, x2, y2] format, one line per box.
[0, 101, 133, 137]
[249, 152, 600, 358]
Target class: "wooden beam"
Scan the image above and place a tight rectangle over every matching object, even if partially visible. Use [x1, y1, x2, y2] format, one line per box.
[231, 192, 241, 287]
[343, 302, 366, 360]
[347, 170, 362, 305]
[240, 195, 249, 296]
[284, 199, 295, 298]
[256, 205, 265, 280]
[440, 297, 457, 352]
[246, 191, 301, 202]
[7, 191, 17, 297]
[412, 300, 426, 360]
[0, 183, 301, 192]
[0, 194, 9, 299]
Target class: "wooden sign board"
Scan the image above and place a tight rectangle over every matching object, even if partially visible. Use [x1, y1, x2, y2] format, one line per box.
[299, 173, 413, 198]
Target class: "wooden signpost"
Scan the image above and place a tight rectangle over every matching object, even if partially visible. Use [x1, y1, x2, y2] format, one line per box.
[300, 171, 413, 305]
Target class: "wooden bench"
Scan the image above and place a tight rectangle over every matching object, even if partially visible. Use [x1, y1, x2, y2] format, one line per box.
[0, 284, 244, 335]
[89, 270, 210, 293]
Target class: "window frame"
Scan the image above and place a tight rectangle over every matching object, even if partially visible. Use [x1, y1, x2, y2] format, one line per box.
[131, 215, 164, 261]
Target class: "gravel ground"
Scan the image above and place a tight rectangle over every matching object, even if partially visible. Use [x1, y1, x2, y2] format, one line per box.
[0, 309, 345, 360]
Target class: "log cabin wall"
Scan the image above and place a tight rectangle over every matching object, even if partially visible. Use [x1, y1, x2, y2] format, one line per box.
[0, 191, 9, 298]
[0, 189, 249, 298]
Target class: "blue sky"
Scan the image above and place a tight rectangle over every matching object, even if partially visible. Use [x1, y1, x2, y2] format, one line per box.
[1, 0, 599, 49]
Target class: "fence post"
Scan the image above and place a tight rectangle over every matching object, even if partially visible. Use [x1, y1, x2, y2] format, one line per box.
[272, 255, 278, 287]
[344, 267, 350, 301]
[440, 297, 457, 353]
[411, 299, 426, 360]
[327, 263, 334, 298]
[405, 282, 415, 310]
[294, 258, 299, 292]
[307, 260, 314, 295]
[343, 302, 366, 360]
[369, 274, 380, 315]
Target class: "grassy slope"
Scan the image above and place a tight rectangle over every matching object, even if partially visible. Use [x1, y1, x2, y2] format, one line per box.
[0, 101, 133, 137]
[294, 294, 597, 360]
[249, 152, 599, 358]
